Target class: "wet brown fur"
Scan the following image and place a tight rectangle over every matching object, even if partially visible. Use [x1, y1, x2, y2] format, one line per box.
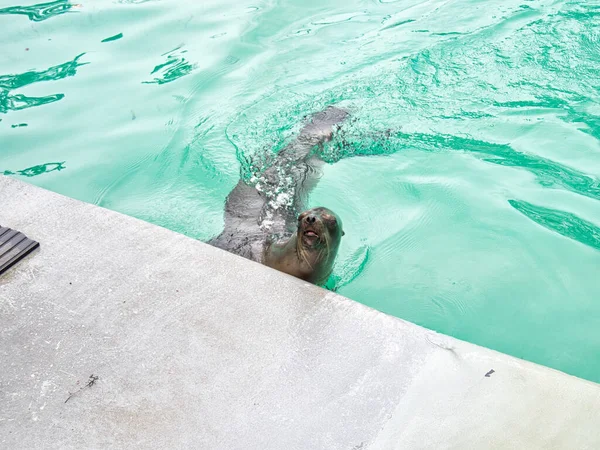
[263, 207, 344, 285]
[209, 106, 349, 285]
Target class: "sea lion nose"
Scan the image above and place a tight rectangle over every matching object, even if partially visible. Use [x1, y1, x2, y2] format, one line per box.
[306, 215, 316, 224]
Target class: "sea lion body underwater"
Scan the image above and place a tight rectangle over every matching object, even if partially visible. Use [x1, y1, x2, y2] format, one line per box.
[208, 106, 348, 285]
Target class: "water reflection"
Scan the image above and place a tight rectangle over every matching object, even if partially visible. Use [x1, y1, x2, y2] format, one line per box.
[143, 46, 196, 85]
[0, 54, 87, 115]
[2, 162, 66, 177]
[509, 199, 600, 251]
[322, 130, 600, 202]
[0, 0, 79, 22]
[101, 33, 123, 43]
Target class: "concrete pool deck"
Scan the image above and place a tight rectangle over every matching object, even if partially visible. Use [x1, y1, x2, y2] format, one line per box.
[1, 175, 599, 449]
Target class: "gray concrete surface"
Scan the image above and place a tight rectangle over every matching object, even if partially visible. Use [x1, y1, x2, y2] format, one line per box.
[1, 175, 599, 450]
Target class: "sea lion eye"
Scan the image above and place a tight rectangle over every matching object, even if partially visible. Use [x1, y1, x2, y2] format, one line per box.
[324, 216, 337, 228]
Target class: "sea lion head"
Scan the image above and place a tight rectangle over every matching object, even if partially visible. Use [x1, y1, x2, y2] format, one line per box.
[262, 207, 345, 285]
[296, 206, 344, 263]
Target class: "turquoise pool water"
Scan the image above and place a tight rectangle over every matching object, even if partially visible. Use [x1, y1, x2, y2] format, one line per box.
[1, 0, 599, 382]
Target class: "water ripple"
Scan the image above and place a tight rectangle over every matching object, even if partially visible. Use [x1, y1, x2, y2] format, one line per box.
[0, 53, 87, 115]
[0, 92, 64, 113]
[311, 12, 365, 25]
[3, 0, 600, 383]
[2, 162, 66, 177]
[325, 243, 370, 292]
[0, 53, 87, 91]
[382, 19, 416, 31]
[322, 130, 600, 202]
[509, 199, 600, 251]
[0, 0, 79, 22]
[101, 33, 123, 43]
[142, 46, 196, 85]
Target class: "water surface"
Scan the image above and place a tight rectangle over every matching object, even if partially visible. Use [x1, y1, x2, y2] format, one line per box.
[1, 0, 599, 382]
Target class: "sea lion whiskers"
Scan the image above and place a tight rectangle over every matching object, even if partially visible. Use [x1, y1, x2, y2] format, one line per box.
[320, 228, 331, 262]
[296, 217, 331, 269]
[296, 233, 313, 269]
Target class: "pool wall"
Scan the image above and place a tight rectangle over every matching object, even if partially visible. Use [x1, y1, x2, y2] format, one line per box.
[1, 175, 599, 449]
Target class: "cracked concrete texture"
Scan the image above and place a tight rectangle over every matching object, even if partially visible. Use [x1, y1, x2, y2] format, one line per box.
[1, 176, 599, 449]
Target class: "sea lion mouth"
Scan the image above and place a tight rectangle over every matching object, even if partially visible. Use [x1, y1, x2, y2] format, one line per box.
[301, 229, 320, 246]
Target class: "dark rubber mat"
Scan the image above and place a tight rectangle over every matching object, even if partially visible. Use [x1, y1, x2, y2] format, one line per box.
[0, 226, 39, 275]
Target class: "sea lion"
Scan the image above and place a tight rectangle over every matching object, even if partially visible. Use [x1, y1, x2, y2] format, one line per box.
[208, 106, 348, 285]
[262, 206, 344, 285]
